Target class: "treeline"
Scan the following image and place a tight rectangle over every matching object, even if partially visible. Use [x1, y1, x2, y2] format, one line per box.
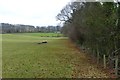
[57, 1, 120, 77]
[0, 23, 61, 33]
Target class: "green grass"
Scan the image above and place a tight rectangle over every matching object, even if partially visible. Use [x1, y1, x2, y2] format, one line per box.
[2, 33, 73, 78]
[2, 33, 110, 78]
[0, 34, 2, 77]
[11, 33, 63, 37]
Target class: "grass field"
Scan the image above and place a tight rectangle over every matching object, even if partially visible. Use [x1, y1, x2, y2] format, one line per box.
[0, 34, 2, 78]
[2, 33, 109, 78]
[2, 33, 73, 78]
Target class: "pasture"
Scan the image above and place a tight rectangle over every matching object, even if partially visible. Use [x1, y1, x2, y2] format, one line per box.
[0, 34, 2, 78]
[2, 33, 109, 78]
[2, 33, 73, 78]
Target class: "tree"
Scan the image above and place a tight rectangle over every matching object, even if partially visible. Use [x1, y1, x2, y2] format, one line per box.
[57, 0, 120, 76]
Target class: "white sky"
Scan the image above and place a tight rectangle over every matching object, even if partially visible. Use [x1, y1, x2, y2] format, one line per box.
[0, 0, 71, 26]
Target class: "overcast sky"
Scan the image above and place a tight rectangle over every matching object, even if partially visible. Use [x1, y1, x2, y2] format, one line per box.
[0, 0, 71, 26]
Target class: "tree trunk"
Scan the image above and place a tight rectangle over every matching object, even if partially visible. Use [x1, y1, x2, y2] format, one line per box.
[103, 54, 106, 69]
[115, 56, 118, 76]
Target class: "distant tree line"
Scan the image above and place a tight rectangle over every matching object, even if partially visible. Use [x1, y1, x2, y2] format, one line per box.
[0, 23, 61, 33]
[57, 0, 120, 77]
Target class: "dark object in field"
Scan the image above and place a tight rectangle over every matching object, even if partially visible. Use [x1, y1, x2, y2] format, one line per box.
[37, 41, 47, 44]
[42, 41, 47, 43]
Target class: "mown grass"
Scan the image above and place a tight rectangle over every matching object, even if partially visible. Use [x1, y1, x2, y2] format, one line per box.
[2, 33, 109, 78]
[2, 33, 73, 78]
[11, 33, 63, 37]
[0, 34, 2, 77]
